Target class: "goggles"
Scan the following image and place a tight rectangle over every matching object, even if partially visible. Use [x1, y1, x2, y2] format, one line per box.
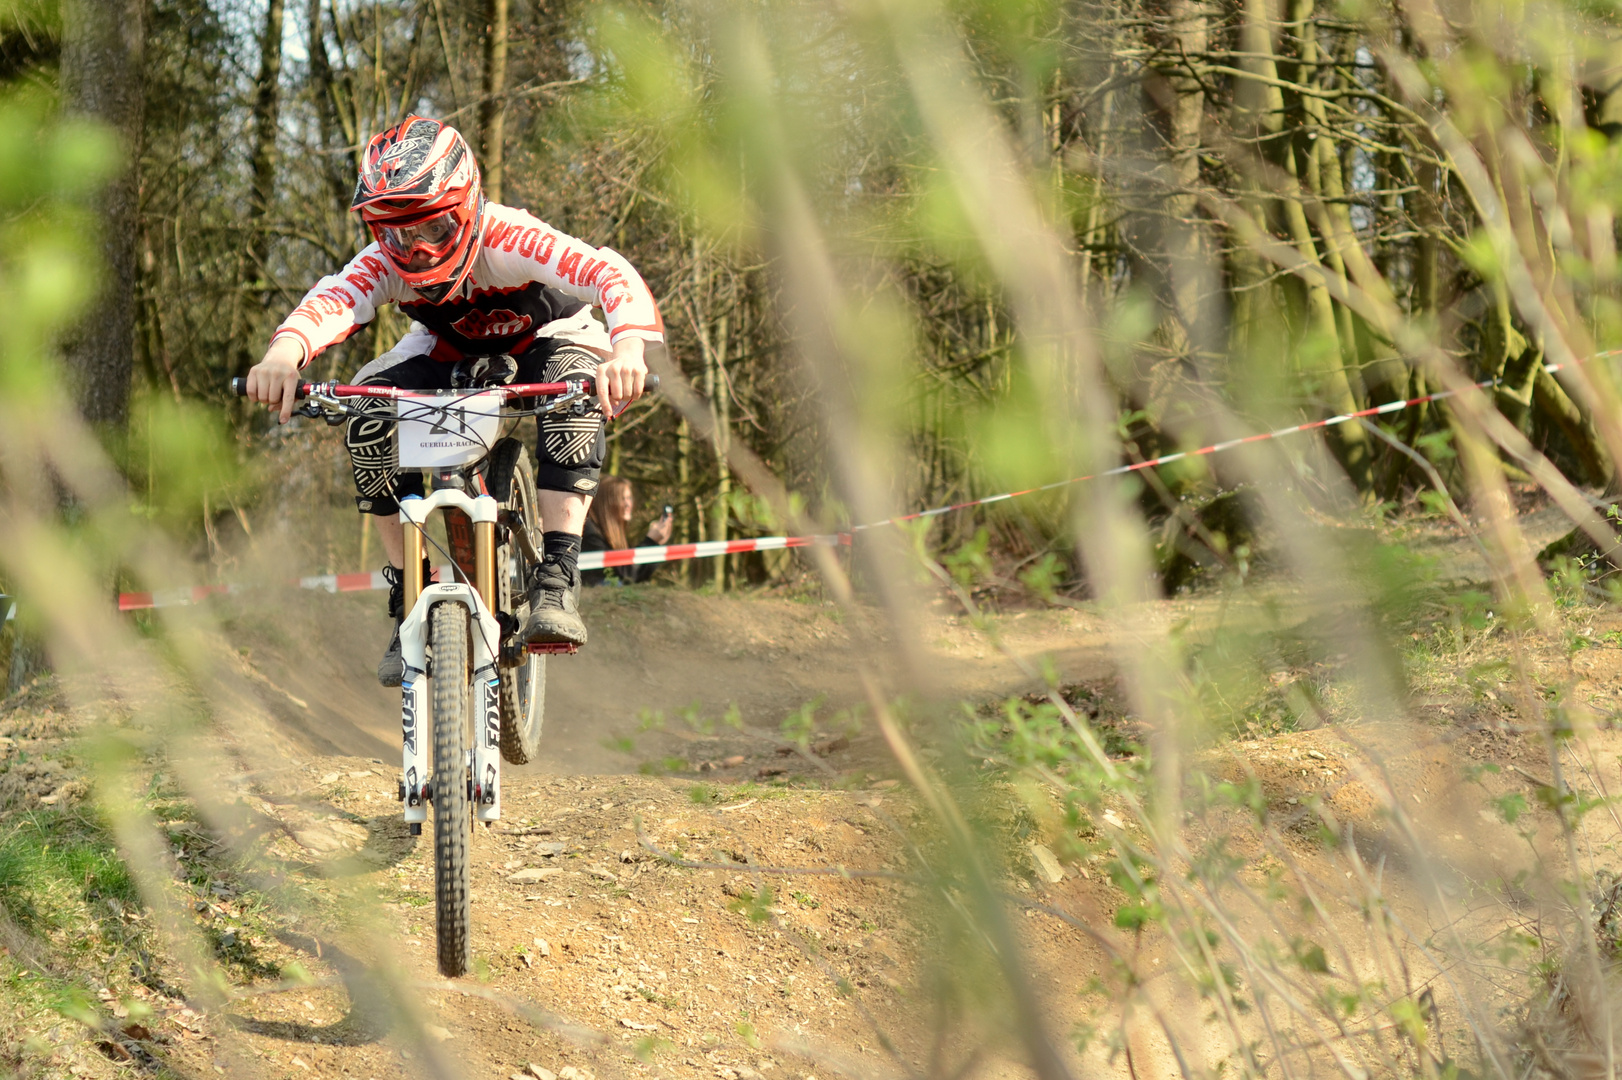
[375, 210, 461, 259]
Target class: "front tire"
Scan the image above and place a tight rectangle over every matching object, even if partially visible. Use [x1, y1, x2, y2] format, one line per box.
[498, 447, 545, 764]
[430, 601, 472, 978]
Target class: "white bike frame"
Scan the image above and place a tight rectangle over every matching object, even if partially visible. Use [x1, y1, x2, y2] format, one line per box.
[397, 488, 506, 827]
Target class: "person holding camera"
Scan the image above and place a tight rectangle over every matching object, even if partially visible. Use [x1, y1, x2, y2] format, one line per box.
[582, 476, 674, 586]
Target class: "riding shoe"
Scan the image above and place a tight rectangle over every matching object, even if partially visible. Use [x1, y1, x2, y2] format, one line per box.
[378, 565, 406, 687]
[521, 558, 588, 646]
[378, 622, 405, 687]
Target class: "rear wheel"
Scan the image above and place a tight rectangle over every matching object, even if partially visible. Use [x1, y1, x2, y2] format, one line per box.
[430, 601, 472, 978]
[498, 447, 545, 764]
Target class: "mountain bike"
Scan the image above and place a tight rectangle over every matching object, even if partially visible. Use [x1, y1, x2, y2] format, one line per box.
[231, 368, 656, 976]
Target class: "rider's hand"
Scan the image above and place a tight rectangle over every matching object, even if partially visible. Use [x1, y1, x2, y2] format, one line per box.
[246, 337, 306, 425]
[595, 337, 647, 417]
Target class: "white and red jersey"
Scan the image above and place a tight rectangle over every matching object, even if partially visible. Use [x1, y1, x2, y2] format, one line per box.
[270, 202, 664, 367]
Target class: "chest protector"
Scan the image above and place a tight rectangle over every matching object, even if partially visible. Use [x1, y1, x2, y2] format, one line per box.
[400, 282, 588, 359]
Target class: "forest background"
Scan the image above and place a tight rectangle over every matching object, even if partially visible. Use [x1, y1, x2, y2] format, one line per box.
[20, 0, 1622, 604]
[4, 0, 1622, 1073]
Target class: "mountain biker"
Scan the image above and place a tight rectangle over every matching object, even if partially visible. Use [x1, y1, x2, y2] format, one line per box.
[242, 116, 663, 686]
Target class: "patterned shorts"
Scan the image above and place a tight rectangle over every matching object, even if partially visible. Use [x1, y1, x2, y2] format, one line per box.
[344, 340, 605, 516]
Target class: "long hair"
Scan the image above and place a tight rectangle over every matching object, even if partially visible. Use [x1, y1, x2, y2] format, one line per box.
[588, 475, 632, 551]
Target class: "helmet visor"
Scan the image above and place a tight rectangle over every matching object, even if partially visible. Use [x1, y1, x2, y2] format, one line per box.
[376, 211, 461, 263]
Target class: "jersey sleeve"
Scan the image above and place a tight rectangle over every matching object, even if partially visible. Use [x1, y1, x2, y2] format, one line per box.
[270, 245, 412, 367]
[480, 208, 664, 346]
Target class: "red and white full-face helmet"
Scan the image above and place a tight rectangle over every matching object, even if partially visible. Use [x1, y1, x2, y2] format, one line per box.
[352, 116, 483, 304]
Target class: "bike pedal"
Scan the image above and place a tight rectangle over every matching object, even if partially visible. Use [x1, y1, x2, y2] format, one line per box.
[526, 642, 578, 655]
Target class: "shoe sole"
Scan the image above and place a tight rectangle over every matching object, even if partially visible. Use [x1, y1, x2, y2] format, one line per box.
[523, 618, 587, 647]
[524, 630, 587, 646]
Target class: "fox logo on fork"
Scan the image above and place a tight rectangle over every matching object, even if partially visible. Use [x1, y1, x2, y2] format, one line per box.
[402, 681, 418, 754]
[483, 677, 500, 748]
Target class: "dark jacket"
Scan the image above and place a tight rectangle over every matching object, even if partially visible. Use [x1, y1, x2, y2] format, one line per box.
[581, 518, 658, 586]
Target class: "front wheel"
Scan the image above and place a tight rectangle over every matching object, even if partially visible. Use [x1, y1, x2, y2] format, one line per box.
[430, 601, 472, 978]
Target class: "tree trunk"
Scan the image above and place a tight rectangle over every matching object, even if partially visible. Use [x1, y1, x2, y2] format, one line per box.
[1239, 0, 1368, 486]
[677, 415, 693, 587]
[59, 0, 145, 427]
[306, 0, 349, 209]
[250, 0, 284, 279]
[478, 0, 507, 203]
[699, 311, 730, 591]
[239, 0, 284, 378]
[714, 314, 732, 590]
[1137, 0, 1210, 370]
[1228, 0, 1280, 364]
[1534, 364, 1612, 486]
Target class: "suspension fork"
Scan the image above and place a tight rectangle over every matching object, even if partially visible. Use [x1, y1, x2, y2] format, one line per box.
[396, 490, 506, 828]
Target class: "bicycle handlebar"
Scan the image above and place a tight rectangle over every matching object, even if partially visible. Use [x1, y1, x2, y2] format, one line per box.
[230, 374, 660, 400]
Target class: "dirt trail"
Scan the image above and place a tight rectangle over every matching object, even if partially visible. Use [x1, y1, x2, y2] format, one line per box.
[159, 584, 1124, 1080]
[31, 508, 1622, 1080]
[220, 585, 1116, 776]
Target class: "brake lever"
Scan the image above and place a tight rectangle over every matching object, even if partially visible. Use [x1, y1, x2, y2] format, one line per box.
[295, 392, 352, 425]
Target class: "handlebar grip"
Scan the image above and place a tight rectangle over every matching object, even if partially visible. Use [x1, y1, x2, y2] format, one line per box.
[230, 377, 310, 400]
[645, 374, 661, 393]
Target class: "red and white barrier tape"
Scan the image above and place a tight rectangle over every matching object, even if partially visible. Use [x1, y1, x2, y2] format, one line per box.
[117, 538, 850, 610]
[113, 356, 1605, 612]
[857, 358, 1600, 530]
[584, 533, 846, 572]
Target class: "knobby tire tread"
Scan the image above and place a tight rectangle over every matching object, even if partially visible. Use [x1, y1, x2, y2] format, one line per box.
[431, 601, 472, 978]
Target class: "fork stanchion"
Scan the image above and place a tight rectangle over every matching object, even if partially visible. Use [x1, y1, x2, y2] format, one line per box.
[474, 520, 497, 613]
[402, 501, 425, 613]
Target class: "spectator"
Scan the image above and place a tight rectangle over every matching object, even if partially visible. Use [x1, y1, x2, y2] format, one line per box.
[582, 476, 674, 586]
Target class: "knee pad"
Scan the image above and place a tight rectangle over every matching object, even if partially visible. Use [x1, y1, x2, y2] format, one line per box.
[345, 399, 423, 515]
[534, 345, 605, 495]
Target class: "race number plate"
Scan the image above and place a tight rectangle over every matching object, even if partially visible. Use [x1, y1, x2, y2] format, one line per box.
[397, 392, 504, 468]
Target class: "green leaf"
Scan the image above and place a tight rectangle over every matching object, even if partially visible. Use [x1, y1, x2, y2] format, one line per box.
[1296, 942, 1330, 974]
